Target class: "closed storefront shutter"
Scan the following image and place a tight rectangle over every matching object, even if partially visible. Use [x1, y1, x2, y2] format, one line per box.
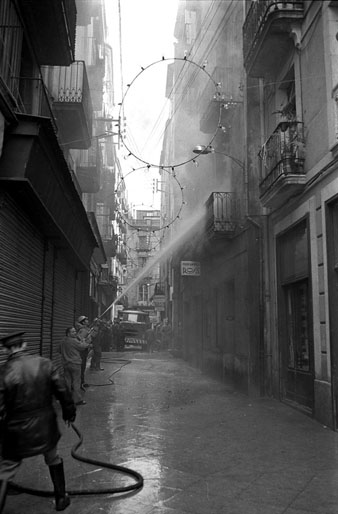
[41, 242, 54, 360]
[0, 195, 44, 363]
[51, 250, 76, 367]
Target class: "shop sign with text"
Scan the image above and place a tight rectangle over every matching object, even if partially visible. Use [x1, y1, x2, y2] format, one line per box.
[181, 261, 201, 276]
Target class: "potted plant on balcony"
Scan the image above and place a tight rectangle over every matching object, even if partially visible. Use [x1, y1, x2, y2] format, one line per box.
[276, 102, 297, 132]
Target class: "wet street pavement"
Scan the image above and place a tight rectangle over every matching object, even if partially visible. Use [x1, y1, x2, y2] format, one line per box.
[4, 350, 338, 514]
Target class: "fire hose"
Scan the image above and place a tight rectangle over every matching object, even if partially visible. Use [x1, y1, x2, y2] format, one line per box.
[10, 357, 144, 497]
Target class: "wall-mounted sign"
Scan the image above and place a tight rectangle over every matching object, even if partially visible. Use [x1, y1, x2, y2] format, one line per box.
[153, 295, 166, 311]
[181, 261, 201, 276]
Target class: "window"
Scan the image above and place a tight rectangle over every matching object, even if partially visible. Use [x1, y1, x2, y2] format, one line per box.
[278, 67, 296, 121]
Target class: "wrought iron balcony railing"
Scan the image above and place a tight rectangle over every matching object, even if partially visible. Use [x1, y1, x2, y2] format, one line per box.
[99, 272, 118, 286]
[259, 120, 305, 195]
[16, 0, 76, 65]
[243, 0, 304, 76]
[116, 250, 127, 265]
[0, 0, 22, 115]
[14, 77, 57, 131]
[136, 246, 151, 252]
[42, 61, 93, 149]
[205, 192, 240, 237]
[129, 218, 161, 230]
[76, 142, 101, 193]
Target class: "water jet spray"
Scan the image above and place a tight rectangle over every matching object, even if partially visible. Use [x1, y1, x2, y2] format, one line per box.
[100, 205, 208, 318]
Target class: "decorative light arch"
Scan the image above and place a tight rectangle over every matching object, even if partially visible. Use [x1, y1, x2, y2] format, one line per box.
[115, 166, 185, 231]
[118, 56, 223, 169]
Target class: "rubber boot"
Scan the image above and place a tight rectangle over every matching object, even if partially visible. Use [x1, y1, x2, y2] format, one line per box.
[48, 460, 70, 511]
[0, 480, 8, 513]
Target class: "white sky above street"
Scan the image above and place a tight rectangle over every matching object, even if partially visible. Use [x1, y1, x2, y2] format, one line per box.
[105, 0, 179, 210]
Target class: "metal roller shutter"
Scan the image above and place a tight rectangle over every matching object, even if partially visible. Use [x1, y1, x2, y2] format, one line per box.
[41, 241, 54, 359]
[0, 196, 44, 363]
[51, 251, 76, 367]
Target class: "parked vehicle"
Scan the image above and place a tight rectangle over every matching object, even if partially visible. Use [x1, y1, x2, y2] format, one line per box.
[117, 310, 151, 351]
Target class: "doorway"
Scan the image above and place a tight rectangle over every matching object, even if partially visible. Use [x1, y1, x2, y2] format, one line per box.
[282, 279, 313, 408]
[326, 198, 338, 428]
[277, 219, 314, 411]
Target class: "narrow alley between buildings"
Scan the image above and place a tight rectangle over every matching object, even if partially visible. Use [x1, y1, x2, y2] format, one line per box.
[5, 350, 338, 514]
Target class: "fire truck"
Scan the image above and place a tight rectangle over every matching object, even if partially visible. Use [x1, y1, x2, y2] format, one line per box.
[117, 309, 151, 351]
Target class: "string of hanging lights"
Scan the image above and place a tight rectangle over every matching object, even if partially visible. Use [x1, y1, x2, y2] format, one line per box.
[114, 165, 185, 231]
[118, 56, 223, 170]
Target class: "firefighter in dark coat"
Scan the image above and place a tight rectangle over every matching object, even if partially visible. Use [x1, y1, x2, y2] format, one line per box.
[0, 330, 76, 512]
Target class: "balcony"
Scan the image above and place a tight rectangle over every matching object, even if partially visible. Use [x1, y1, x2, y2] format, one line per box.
[0, 0, 75, 121]
[136, 247, 151, 258]
[243, 1, 304, 78]
[259, 120, 306, 209]
[14, 78, 57, 132]
[116, 250, 127, 265]
[129, 219, 161, 231]
[205, 192, 240, 239]
[102, 240, 116, 258]
[98, 270, 118, 295]
[76, 143, 101, 193]
[17, 0, 76, 65]
[87, 43, 106, 110]
[99, 273, 117, 286]
[42, 61, 93, 149]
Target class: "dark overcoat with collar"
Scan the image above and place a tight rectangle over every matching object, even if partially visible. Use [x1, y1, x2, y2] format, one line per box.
[0, 351, 75, 460]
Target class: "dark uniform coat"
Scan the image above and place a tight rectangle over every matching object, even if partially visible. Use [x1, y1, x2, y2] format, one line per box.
[0, 351, 75, 461]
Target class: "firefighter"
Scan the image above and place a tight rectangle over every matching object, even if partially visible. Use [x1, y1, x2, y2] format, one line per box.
[0, 330, 76, 512]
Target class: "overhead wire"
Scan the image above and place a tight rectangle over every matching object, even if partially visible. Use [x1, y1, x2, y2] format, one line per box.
[167, 1, 235, 120]
[151, 1, 232, 152]
[120, 0, 318, 165]
[120, 0, 221, 160]
[140, 0, 222, 154]
[118, 0, 124, 120]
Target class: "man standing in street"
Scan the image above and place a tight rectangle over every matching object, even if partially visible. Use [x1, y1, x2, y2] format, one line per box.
[59, 327, 91, 406]
[89, 323, 104, 371]
[160, 318, 172, 350]
[76, 315, 92, 390]
[145, 324, 156, 353]
[0, 330, 76, 512]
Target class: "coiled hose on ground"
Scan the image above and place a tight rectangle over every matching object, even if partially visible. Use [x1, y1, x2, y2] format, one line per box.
[11, 356, 144, 497]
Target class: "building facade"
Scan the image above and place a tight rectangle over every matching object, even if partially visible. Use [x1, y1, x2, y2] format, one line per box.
[0, 0, 121, 364]
[161, 0, 338, 429]
[125, 209, 161, 321]
[244, 0, 338, 428]
[160, 0, 263, 395]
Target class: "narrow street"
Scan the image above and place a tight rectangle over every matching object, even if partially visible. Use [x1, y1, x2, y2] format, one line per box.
[4, 351, 338, 514]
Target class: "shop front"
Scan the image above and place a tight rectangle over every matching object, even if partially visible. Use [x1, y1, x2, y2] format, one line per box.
[277, 218, 314, 411]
